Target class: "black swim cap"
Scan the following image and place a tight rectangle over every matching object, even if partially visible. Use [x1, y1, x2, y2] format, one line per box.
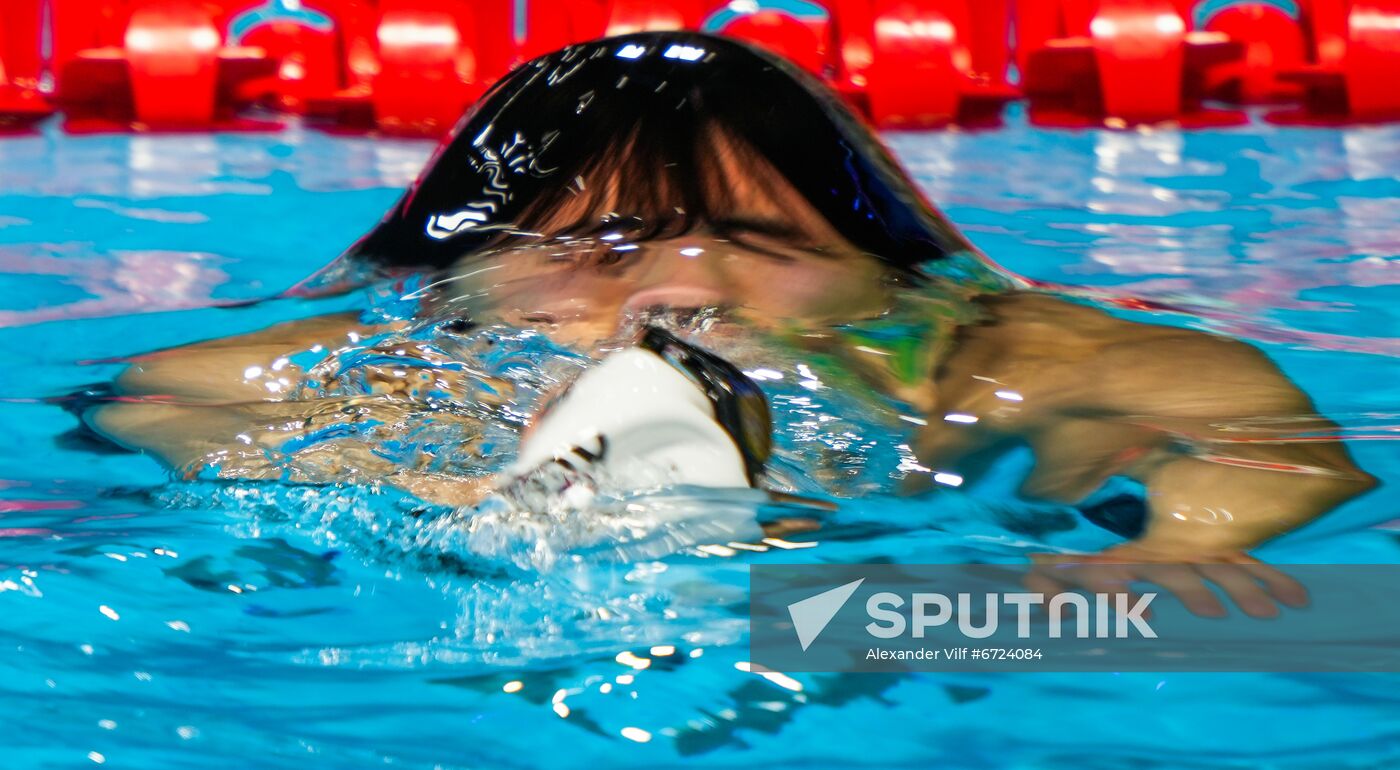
[341, 31, 974, 271]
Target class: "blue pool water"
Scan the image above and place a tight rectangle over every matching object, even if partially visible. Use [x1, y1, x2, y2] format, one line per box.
[1, 109, 1398, 768]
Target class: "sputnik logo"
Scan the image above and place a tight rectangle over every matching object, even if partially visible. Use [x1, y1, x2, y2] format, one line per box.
[787, 579, 864, 651]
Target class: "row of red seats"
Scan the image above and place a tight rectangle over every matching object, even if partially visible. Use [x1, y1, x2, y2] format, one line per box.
[2, 0, 516, 133]
[1021, 0, 1400, 126]
[2, 0, 1398, 136]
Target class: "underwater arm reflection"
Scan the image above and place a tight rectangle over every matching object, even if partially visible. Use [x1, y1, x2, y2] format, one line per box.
[1111, 439, 1374, 557]
[922, 293, 1375, 557]
[1024, 447, 1361, 618]
[1094, 329, 1375, 559]
[1027, 440, 1374, 616]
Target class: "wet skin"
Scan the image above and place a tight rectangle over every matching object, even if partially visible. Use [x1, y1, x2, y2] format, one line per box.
[86, 29, 1376, 616]
[89, 222, 1376, 618]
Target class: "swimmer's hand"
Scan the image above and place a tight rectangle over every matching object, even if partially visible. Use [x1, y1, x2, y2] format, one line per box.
[1026, 545, 1310, 619]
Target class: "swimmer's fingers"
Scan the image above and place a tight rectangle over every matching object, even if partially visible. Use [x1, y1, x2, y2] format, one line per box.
[1027, 555, 1147, 618]
[1193, 563, 1282, 619]
[1033, 550, 1307, 620]
[1139, 560, 1306, 620]
[1215, 555, 1310, 609]
[1059, 561, 1227, 619]
[1111, 548, 1308, 617]
[1033, 556, 1235, 619]
[1126, 564, 1228, 619]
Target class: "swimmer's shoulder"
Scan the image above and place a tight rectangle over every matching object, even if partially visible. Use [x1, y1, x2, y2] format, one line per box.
[956, 292, 1313, 416]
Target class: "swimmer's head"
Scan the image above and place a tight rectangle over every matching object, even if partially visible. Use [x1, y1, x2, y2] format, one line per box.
[325, 32, 995, 345]
[342, 31, 976, 273]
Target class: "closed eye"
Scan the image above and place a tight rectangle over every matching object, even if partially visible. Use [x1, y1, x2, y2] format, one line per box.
[590, 245, 640, 267]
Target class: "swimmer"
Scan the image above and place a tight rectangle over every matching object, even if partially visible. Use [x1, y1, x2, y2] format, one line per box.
[85, 32, 1374, 613]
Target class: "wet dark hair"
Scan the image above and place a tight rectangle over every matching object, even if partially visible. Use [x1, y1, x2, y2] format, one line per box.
[341, 31, 974, 271]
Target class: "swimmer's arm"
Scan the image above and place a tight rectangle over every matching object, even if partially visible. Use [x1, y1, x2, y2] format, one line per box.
[1025, 331, 1376, 617]
[111, 312, 393, 403]
[1098, 335, 1376, 556]
[1125, 447, 1374, 555]
[91, 396, 498, 506]
[90, 313, 392, 473]
[923, 294, 1375, 556]
[1036, 439, 1373, 616]
[92, 315, 504, 507]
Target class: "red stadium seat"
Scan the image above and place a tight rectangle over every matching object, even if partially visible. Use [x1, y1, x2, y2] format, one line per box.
[373, 0, 483, 133]
[867, 0, 963, 125]
[605, 0, 702, 34]
[1201, 2, 1307, 104]
[226, 0, 345, 112]
[54, 0, 280, 130]
[1346, 0, 1400, 117]
[0, 0, 55, 132]
[519, 0, 605, 60]
[1020, 0, 1244, 126]
[1272, 0, 1400, 121]
[306, 0, 511, 136]
[718, 9, 828, 75]
[834, 0, 1017, 128]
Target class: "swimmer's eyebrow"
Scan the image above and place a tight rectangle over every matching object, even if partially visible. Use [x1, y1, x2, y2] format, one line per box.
[708, 216, 808, 241]
[709, 216, 838, 261]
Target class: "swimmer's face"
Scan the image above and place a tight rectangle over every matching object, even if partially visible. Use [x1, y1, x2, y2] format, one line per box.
[433, 127, 901, 346]
[443, 228, 894, 346]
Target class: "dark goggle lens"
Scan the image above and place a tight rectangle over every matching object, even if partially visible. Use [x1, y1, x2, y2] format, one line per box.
[639, 327, 772, 485]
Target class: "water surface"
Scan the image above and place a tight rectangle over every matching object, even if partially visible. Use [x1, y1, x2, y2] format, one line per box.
[1, 110, 1398, 768]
